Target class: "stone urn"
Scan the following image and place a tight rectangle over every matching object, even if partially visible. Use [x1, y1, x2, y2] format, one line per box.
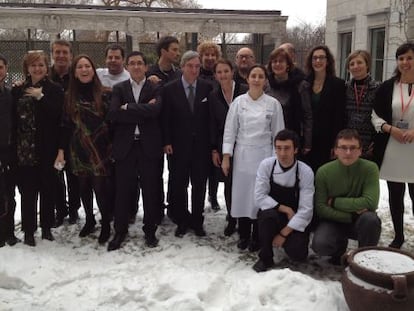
[341, 246, 414, 311]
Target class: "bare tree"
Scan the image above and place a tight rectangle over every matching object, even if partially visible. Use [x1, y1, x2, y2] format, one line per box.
[283, 22, 326, 69]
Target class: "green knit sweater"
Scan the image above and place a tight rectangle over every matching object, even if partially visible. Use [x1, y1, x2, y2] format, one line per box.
[315, 158, 380, 223]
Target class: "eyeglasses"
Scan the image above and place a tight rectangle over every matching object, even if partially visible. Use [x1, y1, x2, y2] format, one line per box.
[312, 55, 327, 62]
[237, 54, 254, 60]
[336, 145, 361, 152]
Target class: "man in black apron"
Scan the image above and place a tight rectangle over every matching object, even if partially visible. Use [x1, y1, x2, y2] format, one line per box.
[253, 129, 315, 272]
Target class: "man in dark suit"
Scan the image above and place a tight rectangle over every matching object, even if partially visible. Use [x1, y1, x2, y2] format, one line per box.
[161, 50, 213, 237]
[107, 51, 163, 250]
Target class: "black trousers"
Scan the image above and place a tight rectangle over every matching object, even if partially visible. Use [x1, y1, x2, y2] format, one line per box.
[114, 141, 162, 235]
[0, 166, 16, 240]
[17, 165, 57, 233]
[169, 144, 209, 230]
[258, 208, 309, 264]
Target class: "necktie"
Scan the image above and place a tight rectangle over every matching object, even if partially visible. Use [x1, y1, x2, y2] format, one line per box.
[188, 84, 195, 112]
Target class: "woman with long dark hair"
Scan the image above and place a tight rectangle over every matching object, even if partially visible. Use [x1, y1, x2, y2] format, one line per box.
[304, 45, 346, 172]
[56, 54, 112, 244]
[372, 42, 414, 249]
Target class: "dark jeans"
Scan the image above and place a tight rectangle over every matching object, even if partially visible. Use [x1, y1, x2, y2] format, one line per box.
[311, 211, 381, 257]
[258, 208, 309, 264]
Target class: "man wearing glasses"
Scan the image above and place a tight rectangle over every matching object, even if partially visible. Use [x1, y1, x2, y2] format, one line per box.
[311, 129, 381, 265]
[234, 47, 255, 85]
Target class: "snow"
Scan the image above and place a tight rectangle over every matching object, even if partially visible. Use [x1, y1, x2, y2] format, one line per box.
[1, 180, 414, 310]
[353, 249, 414, 274]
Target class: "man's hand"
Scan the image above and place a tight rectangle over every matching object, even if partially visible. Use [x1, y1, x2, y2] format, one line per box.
[212, 151, 221, 167]
[24, 86, 43, 100]
[147, 75, 162, 84]
[278, 204, 295, 220]
[272, 234, 286, 247]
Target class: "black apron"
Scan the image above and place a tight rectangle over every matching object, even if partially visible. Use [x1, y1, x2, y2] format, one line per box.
[268, 159, 300, 226]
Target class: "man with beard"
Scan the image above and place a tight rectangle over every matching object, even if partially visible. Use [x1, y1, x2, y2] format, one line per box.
[234, 47, 256, 85]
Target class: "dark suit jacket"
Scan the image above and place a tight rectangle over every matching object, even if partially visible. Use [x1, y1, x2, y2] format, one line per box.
[107, 79, 163, 161]
[161, 78, 213, 157]
[208, 82, 248, 152]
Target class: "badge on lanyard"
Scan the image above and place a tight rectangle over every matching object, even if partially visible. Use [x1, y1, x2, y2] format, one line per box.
[396, 120, 409, 129]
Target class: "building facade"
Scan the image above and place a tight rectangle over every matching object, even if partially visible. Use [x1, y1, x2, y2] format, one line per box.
[326, 0, 414, 81]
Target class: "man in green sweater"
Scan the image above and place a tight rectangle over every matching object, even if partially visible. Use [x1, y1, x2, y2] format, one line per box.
[311, 129, 381, 264]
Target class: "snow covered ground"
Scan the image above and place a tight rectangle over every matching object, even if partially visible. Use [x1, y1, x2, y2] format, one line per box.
[1, 180, 413, 311]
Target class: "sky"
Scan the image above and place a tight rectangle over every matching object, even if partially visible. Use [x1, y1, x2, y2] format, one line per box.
[197, 0, 327, 27]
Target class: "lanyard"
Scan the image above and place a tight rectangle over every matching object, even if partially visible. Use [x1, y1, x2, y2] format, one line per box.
[400, 82, 414, 119]
[353, 82, 366, 112]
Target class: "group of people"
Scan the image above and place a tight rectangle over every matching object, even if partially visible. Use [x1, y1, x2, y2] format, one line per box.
[0, 36, 413, 273]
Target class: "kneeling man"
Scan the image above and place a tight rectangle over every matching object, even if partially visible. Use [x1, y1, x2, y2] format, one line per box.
[311, 129, 381, 264]
[253, 129, 315, 272]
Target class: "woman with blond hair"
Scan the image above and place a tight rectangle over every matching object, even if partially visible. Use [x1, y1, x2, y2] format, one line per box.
[12, 50, 64, 246]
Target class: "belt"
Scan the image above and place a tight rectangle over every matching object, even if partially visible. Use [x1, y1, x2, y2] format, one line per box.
[134, 134, 140, 141]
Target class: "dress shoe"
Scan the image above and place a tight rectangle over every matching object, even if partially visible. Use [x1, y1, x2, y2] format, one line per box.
[237, 238, 250, 250]
[389, 236, 404, 249]
[53, 217, 65, 228]
[174, 226, 187, 238]
[145, 234, 159, 248]
[193, 227, 207, 237]
[24, 232, 36, 247]
[208, 196, 221, 211]
[248, 240, 260, 252]
[107, 232, 126, 251]
[6, 235, 21, 246]
[41, 229, 55, 241]
[252, 259, 274, 273]
[224, 221, 236, 236]
[98, 222, 111, 244]
[79, 220, 96, 237]
[0, 239, 4, 247]
[68, 212, 79, 225]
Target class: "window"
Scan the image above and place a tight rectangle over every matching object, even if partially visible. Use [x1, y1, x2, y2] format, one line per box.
[370, 27, 385, 81]
[339, 32, 352, 80]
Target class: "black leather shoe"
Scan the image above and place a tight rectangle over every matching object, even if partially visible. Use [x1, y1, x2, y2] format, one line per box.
[389, 237, 404, 249]
[98, 222, 111, 244]
[0, 239, 4, 247]
[193, 227, 206, 237]
[53, 217, 65, 228]
[24, 233, 36, 247]
[107, 232, 126, 251]
[208, 196, 221, 211]
[237, 238, 250, 250]
[145, 235, 159, 248]
[6, 235, 21, 246]
[174, 226, 187, 238]
[41, 229, 55, 241]
[79, 220, 96, 237]
[253, 259, 274, 273]
[224, 221, 236, 236]
[68, 212, 79, 225]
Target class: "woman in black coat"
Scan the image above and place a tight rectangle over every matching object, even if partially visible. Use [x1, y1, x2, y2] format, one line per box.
[208, 58, 248, 236]
[303, 45, 346, 172]
[12, 51, 64, 246]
